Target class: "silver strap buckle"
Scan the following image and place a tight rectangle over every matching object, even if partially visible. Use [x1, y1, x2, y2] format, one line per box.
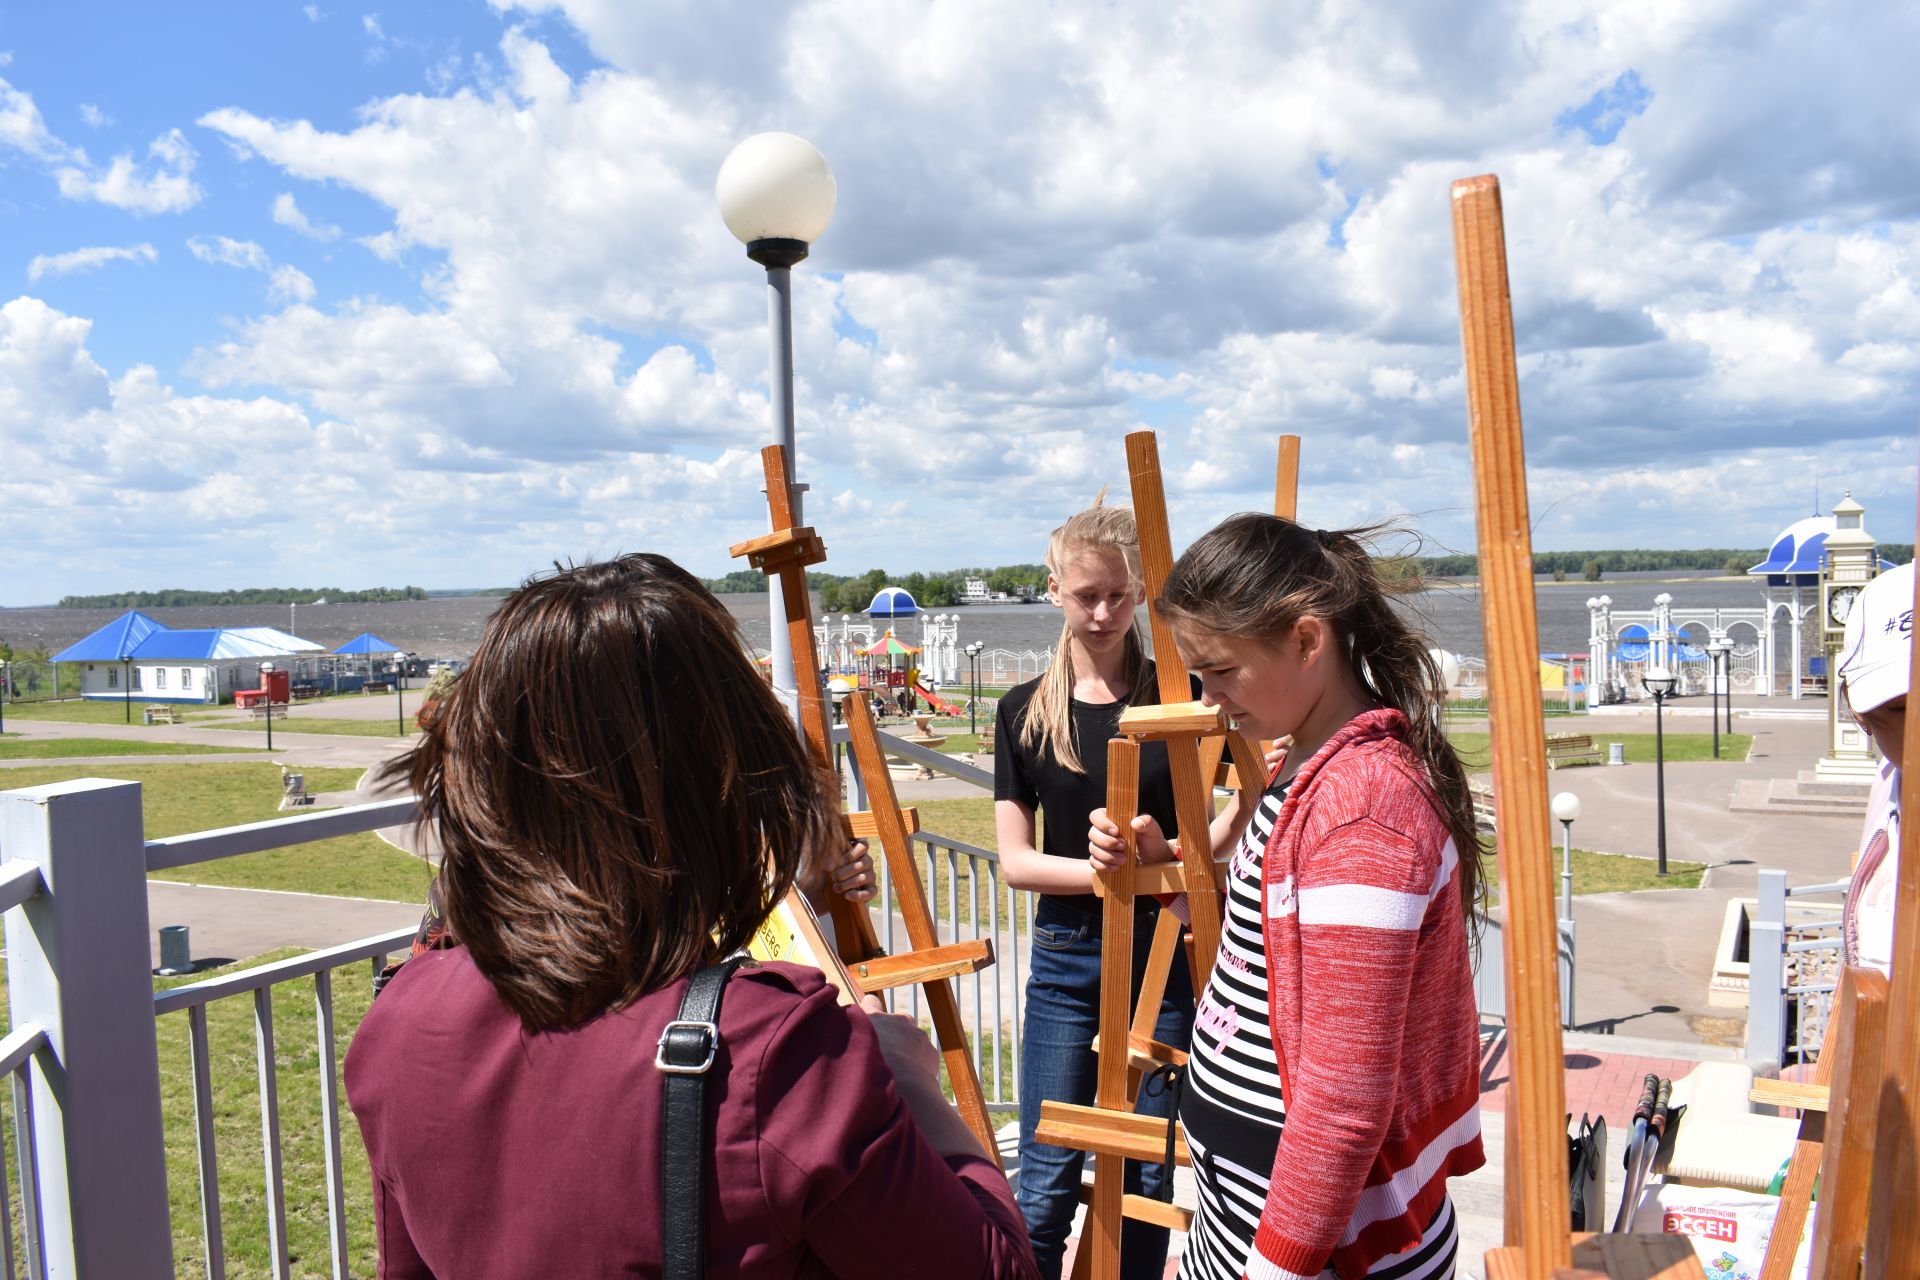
[656, 1019, 719, 1074]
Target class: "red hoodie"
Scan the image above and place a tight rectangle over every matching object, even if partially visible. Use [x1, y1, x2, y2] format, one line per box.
[1248, 709, 1485, 1280]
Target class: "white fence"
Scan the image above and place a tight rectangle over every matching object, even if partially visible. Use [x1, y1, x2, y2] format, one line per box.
[0, 739, 1030, 1274]
[1745, 869, 1847, 1068]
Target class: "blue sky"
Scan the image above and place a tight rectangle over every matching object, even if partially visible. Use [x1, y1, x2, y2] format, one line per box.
[2, 0, 1917, 603]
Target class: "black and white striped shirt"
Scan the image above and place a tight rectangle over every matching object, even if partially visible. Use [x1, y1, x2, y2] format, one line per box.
[1178, 779, 1458, 1280]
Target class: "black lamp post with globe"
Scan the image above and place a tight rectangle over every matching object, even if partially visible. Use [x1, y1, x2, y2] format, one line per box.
[1643, 666, 1676, 875]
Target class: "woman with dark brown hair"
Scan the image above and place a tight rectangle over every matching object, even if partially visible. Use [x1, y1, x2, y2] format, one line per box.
[346, 553, 1036, 1279]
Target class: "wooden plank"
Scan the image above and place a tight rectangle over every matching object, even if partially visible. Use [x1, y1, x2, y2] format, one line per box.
[1759, 1043, 1834, 1280]
[1274, 434, 1301, 520]
[1124, 432, 1197, 709]
[1812, 966, 1889, 1279]
[1072, 1183, 1195, 1233]
[737, 444, 876, 963]
[851, 939, 993, 992]
[1749, 1078, 1829, 1114]
[726, 526, 827, 566]
[842, 690, 1002, 1169]
[1452, 173, 1570, 1276]
[1116, 701, 1227, 737]
[841, 807, 921, 842]
[1086, 737, 1141, 1280]
[1866, 524, 1920, 1272]
[1129, 910, 1184, 1048]
[1034, 1100, 1193, 1166]
[1090, 857, 1229, 899]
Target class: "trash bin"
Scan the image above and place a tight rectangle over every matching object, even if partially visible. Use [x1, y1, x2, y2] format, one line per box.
[143, 707, 156, 725]
[156, 925, 192, 975]
[1607, 742, 1626, 766]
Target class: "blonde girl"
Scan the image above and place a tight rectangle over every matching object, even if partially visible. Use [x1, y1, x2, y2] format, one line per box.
[992, 497, 1198, 1279]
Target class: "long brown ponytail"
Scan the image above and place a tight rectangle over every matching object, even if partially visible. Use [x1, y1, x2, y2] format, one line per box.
[1160, 513, 1484, 925]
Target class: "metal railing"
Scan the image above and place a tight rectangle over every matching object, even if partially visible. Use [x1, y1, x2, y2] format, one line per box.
[838, 727, 1028, 1108]
[1746, 868, 1848, 1068]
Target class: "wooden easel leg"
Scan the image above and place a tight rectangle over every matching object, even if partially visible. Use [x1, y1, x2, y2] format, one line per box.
[1812, 966, 1889, 1279]
[1086, 738, 1143, 1280]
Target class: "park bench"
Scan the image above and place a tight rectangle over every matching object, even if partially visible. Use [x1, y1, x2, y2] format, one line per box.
[977, 719, 996, 754]
[143, 704, 178, 726]
[362, 681, 391, 695]
[289, 684, 320, 702]
[1544, 731, 1604, 768]
[245, 703, 288, 721]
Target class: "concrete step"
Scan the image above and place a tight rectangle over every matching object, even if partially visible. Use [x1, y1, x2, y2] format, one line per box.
[1728, 777, 1870, 816]
[1791, 771, 1874, 799]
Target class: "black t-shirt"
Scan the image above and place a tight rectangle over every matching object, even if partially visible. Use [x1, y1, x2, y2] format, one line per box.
[993, 661, 1195, 916]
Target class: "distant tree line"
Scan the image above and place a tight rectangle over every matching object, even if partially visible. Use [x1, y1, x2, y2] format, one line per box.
[709, 542, 1920, 603]
[702, 565, 1047, 612]
[57, 586, 429, 608]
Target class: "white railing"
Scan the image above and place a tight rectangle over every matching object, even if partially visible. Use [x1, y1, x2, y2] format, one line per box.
[0, 736, 1027, 1274]
[1746, 868, 1848, 1068]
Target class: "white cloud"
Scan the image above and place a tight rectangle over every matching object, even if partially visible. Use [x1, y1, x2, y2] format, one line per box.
[271, 192, 342, 240]
[187, 235, 271, 272]
[5, 0, 1896, 597]
[0, 76, 77, 162]
[77, 103, 112, 129]
[269, 265, 316, 305]
[25, 243, 158, 283]
[55, 127, 202, 214]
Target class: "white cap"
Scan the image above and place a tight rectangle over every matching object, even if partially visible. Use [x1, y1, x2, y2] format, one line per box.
[1838, 561, 1915, 714]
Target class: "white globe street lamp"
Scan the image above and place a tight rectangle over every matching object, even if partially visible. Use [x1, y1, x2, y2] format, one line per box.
[1550, 789, 1582, 1027]
[717, 132, 837, 727]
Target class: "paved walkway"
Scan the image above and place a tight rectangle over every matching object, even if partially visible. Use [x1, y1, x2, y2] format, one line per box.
[145, 880, 422, 970]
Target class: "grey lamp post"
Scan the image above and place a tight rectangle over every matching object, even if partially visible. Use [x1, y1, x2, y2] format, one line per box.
[1706, 637, 1732, 758]
[1551, 789, 1581, 1029]
[965, 641, 985, 735]
[261, 662, 275, 751]
[1643, 665, 1676, 875]
[716, 132, 837, 729]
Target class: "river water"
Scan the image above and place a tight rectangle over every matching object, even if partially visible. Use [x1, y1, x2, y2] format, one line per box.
[0, 572, 1773, 664]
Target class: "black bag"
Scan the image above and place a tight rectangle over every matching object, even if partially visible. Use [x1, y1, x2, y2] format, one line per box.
[657, 957, 751, 1280]
[1568, 1112, 1607, 1231]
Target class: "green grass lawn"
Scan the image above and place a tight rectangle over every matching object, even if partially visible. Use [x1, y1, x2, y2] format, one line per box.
[0, 738, 264, 760]
[1479, 846, 1705, 906]
[0, 762, 431, 903]
[193, 718, 419, 739]
[1445, 730, 1752, 768]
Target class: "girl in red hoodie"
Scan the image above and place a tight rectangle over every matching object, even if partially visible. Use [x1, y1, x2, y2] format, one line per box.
[1091, 514, 1485, 1280]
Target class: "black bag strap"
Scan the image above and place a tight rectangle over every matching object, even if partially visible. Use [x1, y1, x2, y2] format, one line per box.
[658, 956, 750, 1280]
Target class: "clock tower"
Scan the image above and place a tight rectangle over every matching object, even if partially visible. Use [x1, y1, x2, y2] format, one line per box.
[1815, 491, 1881, 781]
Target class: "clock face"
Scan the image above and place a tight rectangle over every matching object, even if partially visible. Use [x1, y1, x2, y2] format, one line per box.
[1828, 585, 1861, 625]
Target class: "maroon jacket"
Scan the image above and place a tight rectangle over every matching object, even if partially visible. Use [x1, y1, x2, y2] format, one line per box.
[347, 947, 1036, 1278]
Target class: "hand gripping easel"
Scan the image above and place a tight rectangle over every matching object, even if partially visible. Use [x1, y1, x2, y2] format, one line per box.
[1031, 429, 1271, 1278]
[1454, 175, 1703, 1279]
[730, 444, 1004, 1168]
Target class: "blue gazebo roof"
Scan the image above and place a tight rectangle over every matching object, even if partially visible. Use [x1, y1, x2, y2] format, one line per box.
[334, 632, 403, 655]
[866, 587, 919, 618]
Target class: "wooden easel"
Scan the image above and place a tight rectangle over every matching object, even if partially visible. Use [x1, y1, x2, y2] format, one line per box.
[1452, 174, 1703, 1280]
[1032, 430, 1270, 1279]
[730, 444, 1003, 1168]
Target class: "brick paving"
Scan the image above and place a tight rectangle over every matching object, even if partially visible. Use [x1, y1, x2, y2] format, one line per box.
[1476, 1028, 1698, 1132]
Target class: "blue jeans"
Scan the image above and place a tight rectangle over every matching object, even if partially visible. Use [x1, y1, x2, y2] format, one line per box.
[1016, 896, 1195, 1280]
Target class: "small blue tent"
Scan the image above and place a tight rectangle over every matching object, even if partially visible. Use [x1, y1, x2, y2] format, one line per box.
[867, 587, 919, 619]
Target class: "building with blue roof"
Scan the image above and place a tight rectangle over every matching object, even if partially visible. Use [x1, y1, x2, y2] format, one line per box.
[52, 611, 325, 704]
[1745, 494, 1897, 699]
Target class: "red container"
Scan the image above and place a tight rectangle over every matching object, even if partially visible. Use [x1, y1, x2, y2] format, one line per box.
[260, 669, 291, 703]
[234, 689, 266, 709]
